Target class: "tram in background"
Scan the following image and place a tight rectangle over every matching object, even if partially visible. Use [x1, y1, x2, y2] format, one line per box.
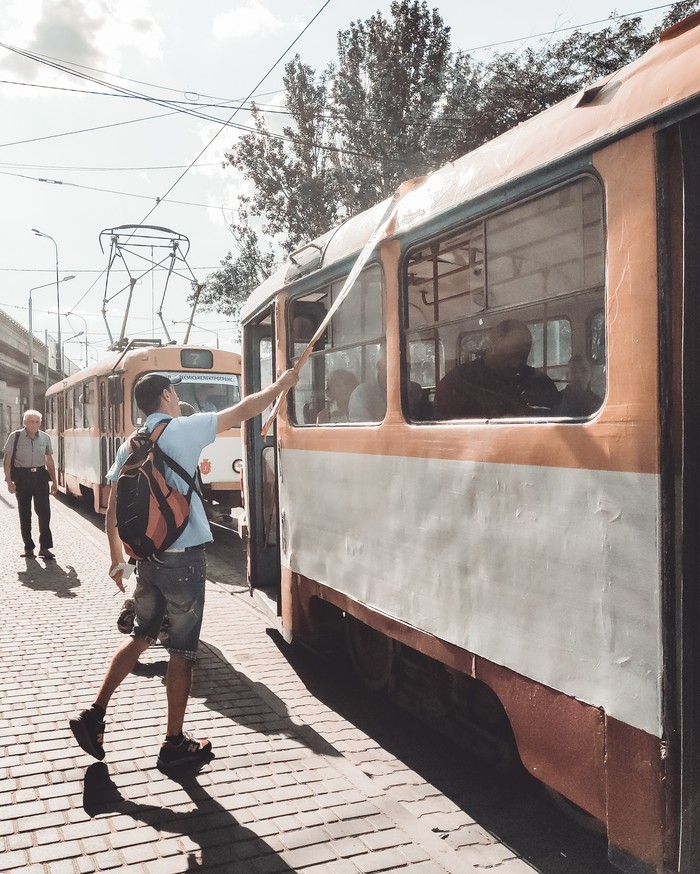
[44, 341, 243, 524]
[237, 13, 700, 874]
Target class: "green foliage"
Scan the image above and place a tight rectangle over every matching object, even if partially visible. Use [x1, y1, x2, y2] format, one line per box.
[330, 0, 451, 211]
[196, 219, 276, 331]
[204, 0, 699, 320]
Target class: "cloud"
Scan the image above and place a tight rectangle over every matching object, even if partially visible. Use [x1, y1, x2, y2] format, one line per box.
[1, 0, 163, 79]
[213, 1, 285, 41]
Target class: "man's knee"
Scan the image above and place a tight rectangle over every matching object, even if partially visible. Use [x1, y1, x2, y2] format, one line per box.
[124, 636, 151, 656]
[168, 652, 194, 671]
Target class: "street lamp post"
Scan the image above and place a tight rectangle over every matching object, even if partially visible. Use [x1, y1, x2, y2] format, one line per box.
[28, 275, 75, 409]
[32, 228, 63, 375]
[62, 331, 84, 375]
[172, 319, 220, 349]
[64, 311, 89, 368]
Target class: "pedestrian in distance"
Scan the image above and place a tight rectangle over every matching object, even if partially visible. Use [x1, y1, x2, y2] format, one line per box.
[3, 409, 59, 560]
[69, 367, 299, 770]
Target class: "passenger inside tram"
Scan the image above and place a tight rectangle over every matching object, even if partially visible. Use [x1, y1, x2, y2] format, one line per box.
[433, 318, 560, 419]
[348, 347, 387, 422]
[316, 369, 358, 423]
[557, 353, 603, 417]
[192, 384, 220, 412]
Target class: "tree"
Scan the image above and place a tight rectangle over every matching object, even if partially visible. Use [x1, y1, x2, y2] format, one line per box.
[329, 0, 451, 213]
[196, 219, 276, 332]
[203, 0, 699, 317]
[429, 0, 699, 161]
[225, 57, 341, 254]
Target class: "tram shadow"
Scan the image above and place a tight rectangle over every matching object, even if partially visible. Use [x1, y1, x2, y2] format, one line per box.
[264, 627, 615, 874]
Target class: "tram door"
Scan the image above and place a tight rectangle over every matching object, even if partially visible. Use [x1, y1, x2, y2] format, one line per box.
[97, 375, 122, 508]
[56, 393, 65, 487]
[242, 309, 281, 601]
[659, 114, 700, 872]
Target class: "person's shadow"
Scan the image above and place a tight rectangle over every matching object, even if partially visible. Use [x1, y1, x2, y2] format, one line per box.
[18, 561, 81, 598]
[82, 761, 295, 871]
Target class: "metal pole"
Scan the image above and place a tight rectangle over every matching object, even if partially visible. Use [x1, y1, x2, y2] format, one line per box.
[65, 311, 88, 367]
[28, 292, 34, 409]
[54, 239, 61, 376]
[32, 229, 62, 375]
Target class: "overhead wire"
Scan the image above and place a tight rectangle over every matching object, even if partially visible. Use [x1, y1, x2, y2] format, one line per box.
[66, 0, 335, 313]
[0, 168, 235, 211]
[0, 3, 681, 158]
[0, 1, 685, 317]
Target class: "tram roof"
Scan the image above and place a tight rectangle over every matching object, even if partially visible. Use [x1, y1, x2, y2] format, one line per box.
[45, 343, 240, 393]
[241, 11, 700, 324]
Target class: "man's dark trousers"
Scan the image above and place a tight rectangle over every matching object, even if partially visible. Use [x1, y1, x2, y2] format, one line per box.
[15, 471, 53, 551]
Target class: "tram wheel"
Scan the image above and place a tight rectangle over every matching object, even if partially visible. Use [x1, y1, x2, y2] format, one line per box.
[344, 614, 394, 692]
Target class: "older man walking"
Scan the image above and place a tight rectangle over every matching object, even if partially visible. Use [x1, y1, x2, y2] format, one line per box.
[3, 409, 59, 559]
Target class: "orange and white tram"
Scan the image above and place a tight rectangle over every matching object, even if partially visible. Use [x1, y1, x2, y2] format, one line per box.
[44, 341, 243, 522]
[238, 14, 700, 873]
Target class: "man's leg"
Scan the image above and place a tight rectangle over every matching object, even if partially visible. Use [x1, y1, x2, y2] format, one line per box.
[155, 551, 212, 768]
[95, 636, 151, 709]
[34, 479, 53, 551]
[15, 483, 35, 551]
[70, 636, 150, 760]
[165, 653, 193, 737]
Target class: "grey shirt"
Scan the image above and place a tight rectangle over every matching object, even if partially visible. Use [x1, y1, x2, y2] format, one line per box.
[3, 429, 53, 469]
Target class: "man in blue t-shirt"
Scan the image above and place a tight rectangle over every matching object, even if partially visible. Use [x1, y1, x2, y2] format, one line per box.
[69, 367, 298, 771]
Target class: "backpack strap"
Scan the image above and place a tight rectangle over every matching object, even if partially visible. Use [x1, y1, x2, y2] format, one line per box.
[10, 430, 20, 469]
[148, 419, 203, 499]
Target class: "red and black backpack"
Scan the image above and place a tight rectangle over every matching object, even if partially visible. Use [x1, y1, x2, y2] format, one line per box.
[116, 420, 202, 561]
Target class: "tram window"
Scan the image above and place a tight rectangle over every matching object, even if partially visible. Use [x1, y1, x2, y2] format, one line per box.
[66, 389, 75, 430]
[588, 309, 606, 398]
[99, 382, 107, 432]
[258, 338, 275, 424]
[407, 226, 485, 329]
[82, 381, 95, 428]
[403, 175, 605, 422]
[175, 374, 241, 414]
[131, 371, 241, 424]
[261, 446, 277, 545]
[408, 337, 444, 388]
[289, 264, 385, 425]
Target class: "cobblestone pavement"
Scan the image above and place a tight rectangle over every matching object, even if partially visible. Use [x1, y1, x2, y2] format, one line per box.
[0, 489, 603, 873]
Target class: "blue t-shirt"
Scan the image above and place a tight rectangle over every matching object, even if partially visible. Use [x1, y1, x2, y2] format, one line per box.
[107, 412, 218, 549]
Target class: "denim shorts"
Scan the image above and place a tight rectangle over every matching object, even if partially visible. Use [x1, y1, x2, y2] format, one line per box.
[132, 548, 206, 660]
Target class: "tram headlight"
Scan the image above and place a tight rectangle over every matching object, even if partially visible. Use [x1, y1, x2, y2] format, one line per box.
[232, 458, 243, 474]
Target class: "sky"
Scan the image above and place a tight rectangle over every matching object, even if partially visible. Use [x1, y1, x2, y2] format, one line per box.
[0, 0, 682, 367]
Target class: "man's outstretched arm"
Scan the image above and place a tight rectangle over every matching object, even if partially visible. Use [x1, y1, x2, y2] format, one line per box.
[216, 369, 299, 434]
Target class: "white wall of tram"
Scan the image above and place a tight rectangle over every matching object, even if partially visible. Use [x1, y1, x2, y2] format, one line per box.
[279, 447, 662, 739]
[63, 431, 100, 486]
[198, 432, 242, 486]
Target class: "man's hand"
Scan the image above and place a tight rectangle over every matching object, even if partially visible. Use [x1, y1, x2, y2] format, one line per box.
[276, 368, 300, 392]
[50, 482, 58, 497]
[109, 562, 126, 593]
[7, 481, 15, 495]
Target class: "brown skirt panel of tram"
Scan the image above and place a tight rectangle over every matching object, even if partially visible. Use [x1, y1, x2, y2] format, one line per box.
[284, 572, 669, 870]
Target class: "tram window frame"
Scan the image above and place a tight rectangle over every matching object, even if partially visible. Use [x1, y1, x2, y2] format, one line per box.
[82, 380, 96, 428]
[587, 308, 607, 399]
[288, 263, 386, 426]
[402, 174, 606, 423]
[66, 388, 75, 430]
[99, 382, 107, 432]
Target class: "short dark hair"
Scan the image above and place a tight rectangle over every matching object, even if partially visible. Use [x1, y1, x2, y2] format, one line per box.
[134, 373, 182, 415]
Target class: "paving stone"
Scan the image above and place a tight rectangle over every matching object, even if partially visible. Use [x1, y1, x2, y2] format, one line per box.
[0, 496, 541, 874]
